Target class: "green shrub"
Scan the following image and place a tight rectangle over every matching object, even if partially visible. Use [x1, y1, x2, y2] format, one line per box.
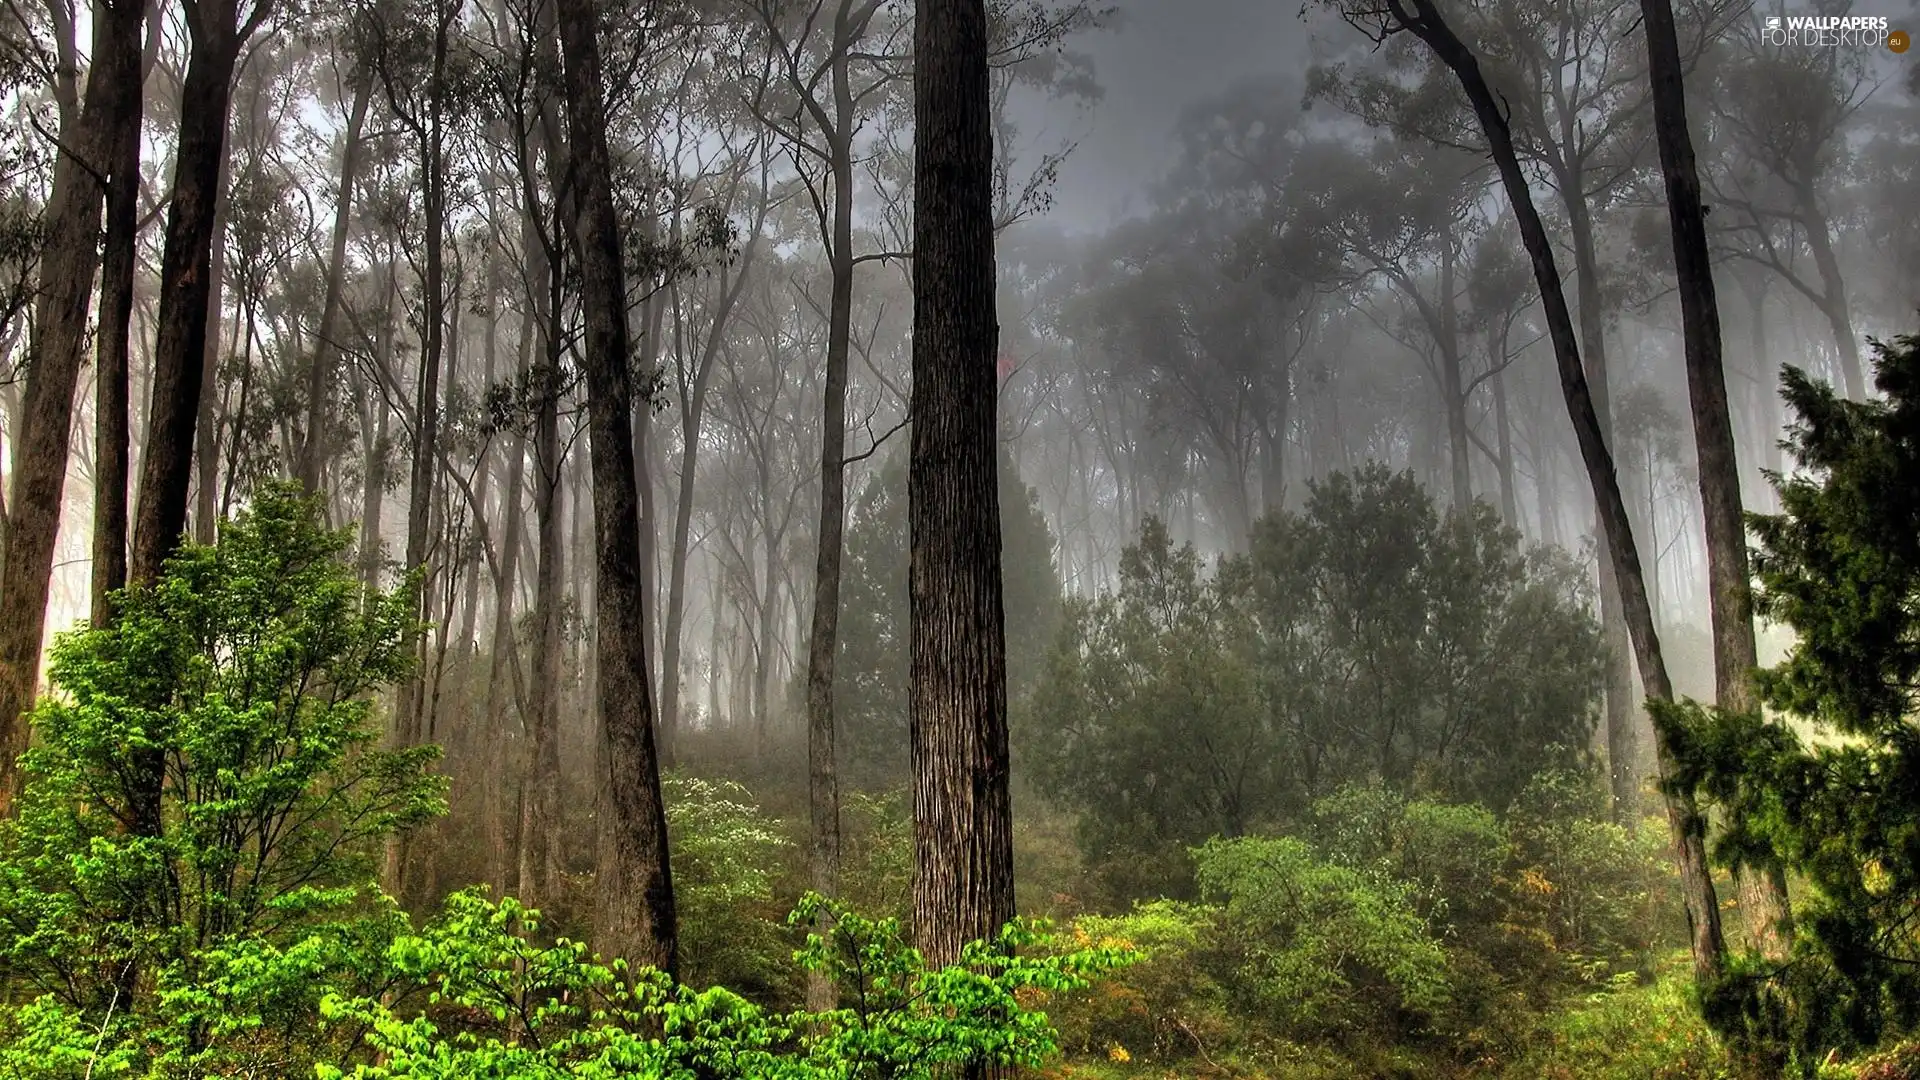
[1493, 959, 1733, 1080]
[1193, 835, 1450, 1040]
[314, 889, 1136, 1079]
[662, 773, 796, 999]
[0, 483, 440, 1076]
[1048, 900, 1228, 1064]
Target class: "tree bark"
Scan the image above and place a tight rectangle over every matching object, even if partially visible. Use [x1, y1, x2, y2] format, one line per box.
[801, 6, 864, 1008]
[89, 0, 152, 628]
[297, 75, 371, 489]
[555, 0, 677, 975]
[910, 4, 1014, 1058]
[520, 201, 565, 914]
[1793, 182, 1864, 400]
[130, 0, 264, 588]
[1639, 0, 1793, 963]
[1492, 338, 1519, 525]
[0, 0, 144, 811]
[1386, 0, 1726, 985]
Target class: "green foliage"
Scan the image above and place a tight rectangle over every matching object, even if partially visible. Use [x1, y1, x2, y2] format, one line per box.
[1027, 466, 1605, 893]
[314, 889, 1137, 1079]
[1193, 834, 1450, 1038]
[1654, 331, 1920, 1070]
[838, 446, 1064, 788]
[1490, 959, 1733, 1080]
[1046, 900, 1230, 1063]
[0, 482, 443, 1074]
[661, 773, 796, 998]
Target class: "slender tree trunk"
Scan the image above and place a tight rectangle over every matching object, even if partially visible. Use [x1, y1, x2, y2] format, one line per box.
[90, 0, 151, 628]
[1561, 176, 1641, 827]
[1793, 183, 1864, 400]
[521, 286, 565, 914]
[910, 6, 1015, 1064]
[1395, 0, 1726, 985]
[0, 0, 144, 811]
[1640, 0, 1793, 963]
[298, 76, 371, 488]
[801, 36, 861, 1008]
[358, 275, 399, 590]
[1492, 346, 1519, 525]
[555, 0, 677, 975]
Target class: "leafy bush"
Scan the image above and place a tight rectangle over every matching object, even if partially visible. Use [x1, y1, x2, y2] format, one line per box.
[1026, 469, 1605, 897]
[0, 483, 441, 1076]
[1046, 900, 1228, 1065]
[1492, 961, 1733, 1080]
[662, 773, 796, 998]
[315, 889, 1136, 1079]
[1193, 835, 1450, 1040]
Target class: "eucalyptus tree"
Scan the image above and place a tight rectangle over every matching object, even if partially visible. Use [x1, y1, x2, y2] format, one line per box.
[1294, 136, 1493, 512]
[554, 0, 676, 975]
[1311, 0, 1728, 985]
[910, 4, 1016, 1044]
[0, 0, 146, 810]
[1706, 22, 1877, 399]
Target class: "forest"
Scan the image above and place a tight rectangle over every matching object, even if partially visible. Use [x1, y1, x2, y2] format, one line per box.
[0, 0, 1916, 1074]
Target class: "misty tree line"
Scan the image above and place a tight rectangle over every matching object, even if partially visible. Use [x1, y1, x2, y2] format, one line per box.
[0, 0, 1912, 1019]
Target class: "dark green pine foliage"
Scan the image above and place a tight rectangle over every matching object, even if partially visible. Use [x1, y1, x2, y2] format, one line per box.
[1656, 330, 1920, 1071]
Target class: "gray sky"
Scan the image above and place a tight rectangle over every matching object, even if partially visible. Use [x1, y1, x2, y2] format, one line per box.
[1034, 0, 1333, 234]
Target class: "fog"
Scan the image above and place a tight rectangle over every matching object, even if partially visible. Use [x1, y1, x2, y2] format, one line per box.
[0, 0, 1916, 1072]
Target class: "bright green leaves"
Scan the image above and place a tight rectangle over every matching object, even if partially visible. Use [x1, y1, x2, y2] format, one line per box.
[315, 889, 1137, 1079]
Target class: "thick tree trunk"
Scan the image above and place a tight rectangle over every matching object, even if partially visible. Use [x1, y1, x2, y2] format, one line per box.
[1640, 0, 1793, 963]
[555, 0, 677, 975]
[1397, 0, 1726, 985]
[910, 1, 1014, 1048]
[130, 0, 254, 588]
[0, 0, 143, 811]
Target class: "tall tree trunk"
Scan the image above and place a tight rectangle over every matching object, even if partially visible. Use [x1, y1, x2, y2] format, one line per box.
[0, 0, 144, 811]
[130, 0, 262, 587]
[396, 0, 454, 755]
[297, 75, 371, 488]
[1492, 342, 1519, 525]
[358, 274, 399, 590]
[1640, 0, 1793, 962]
[1793, 183, 1864, 400]
[520, 201, 565, 912]
[89, 0, 152, 628]
[486, 322, 529, 894]
[910, 2, 1014, 1054]
[555, 0, 677, 976]
[192, 140, 233, 547]
[1561, 172, 1641, 827]
[802, 26, 860, 1008]
[1393, 0, 1726, 985]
